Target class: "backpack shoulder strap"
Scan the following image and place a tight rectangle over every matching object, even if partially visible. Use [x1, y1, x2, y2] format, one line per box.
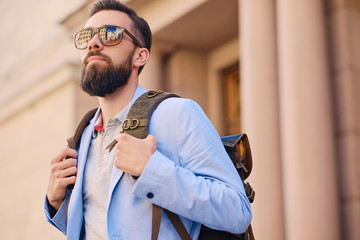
[106, 90, 180, 152]
[126, 91, 191, 240]
[122, 90, 190, 240]
[67, 108, 97, 150]
[122, 90, 180, 138]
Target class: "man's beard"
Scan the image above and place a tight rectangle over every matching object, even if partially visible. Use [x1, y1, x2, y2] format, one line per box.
[81, 50, 134, 97]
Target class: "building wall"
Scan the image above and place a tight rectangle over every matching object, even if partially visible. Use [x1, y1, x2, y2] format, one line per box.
[0, 67, 78, 239]
[0, 0, 359, 239]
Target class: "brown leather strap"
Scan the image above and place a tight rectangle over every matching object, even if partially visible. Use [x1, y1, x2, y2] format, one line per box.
[67, 137, 76, 150]
[164, 209, 191, 240]
[151, 205, 163, 240]
[67, 108, 98, 149]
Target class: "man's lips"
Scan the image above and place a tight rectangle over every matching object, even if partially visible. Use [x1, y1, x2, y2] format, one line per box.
[86, 56, 107, 65]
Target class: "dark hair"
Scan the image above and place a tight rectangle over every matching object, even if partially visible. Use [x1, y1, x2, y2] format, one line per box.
[89, 0, 152, 74]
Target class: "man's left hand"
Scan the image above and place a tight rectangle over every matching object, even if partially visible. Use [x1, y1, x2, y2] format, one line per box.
[114, 133, 157, 176]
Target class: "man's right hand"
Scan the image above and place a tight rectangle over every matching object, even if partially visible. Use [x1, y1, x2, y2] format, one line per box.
[46, 148, 77, 211]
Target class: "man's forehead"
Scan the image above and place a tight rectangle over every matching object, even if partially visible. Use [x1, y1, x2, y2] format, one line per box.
[85, 10, 132, 29]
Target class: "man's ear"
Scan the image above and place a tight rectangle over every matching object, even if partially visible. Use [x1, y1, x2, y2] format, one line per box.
[133, 48, 150, 69]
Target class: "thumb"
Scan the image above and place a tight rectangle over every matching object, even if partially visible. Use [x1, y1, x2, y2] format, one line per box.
[145, 135, 157, 154]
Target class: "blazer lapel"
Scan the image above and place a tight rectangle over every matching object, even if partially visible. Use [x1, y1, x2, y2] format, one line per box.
[107, 163, 124, 204]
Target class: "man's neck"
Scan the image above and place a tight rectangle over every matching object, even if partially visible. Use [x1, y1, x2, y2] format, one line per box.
[98, 79, 138, 128]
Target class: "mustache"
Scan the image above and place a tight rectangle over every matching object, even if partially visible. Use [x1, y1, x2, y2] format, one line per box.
[83, 51, 112, 66]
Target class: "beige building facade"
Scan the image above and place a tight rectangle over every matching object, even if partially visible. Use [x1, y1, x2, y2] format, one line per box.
[0, 0, 359, 239]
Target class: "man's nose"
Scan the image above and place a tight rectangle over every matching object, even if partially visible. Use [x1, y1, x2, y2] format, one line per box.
[87, 33, 104, 51]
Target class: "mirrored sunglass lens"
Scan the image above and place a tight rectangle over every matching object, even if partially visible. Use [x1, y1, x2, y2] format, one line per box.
[75, 29, 92, 49]
[100, 26, 123, 46]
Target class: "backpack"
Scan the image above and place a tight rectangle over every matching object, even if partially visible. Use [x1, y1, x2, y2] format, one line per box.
[67, 90, 255, 240]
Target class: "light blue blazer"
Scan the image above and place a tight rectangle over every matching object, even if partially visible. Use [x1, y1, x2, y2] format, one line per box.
[45, 86, 252, 240]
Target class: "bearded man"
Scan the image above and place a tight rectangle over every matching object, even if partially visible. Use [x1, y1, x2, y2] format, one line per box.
[44, 1, 252, 239]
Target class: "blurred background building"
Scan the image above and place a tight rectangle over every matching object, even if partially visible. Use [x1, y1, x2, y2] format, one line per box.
[0, 0, 359, 239]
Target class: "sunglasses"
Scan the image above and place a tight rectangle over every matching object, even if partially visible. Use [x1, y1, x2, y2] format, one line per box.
[73, 25, 143, 50]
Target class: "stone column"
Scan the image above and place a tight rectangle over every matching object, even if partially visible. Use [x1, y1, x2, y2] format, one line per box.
[277, 0, 341, 239]
[240, 1, 285, 239]
[327, 1, 360, 239]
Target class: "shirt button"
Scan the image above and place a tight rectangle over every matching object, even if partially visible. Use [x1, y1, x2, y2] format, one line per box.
[147, 192, 154, 199]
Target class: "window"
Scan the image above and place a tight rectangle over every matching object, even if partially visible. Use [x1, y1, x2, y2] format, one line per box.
[223, 64, 241, 135]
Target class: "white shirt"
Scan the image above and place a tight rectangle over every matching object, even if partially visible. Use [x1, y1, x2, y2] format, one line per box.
[83, 115, 122, 240]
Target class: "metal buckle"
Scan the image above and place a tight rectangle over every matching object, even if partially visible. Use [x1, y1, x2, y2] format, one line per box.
[122, 118, 140, 130]
[146, 90, 163, 98]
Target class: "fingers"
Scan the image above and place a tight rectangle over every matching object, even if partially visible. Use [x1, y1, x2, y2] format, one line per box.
[51, 174, 77, 190]
[51, 148, 77, 164]
[115, 133, 157, 153]
[47, 148, 78, 210]
[115, 132, 130, 142]
[49, 149, 77, 187]
[114, 133, 157, 176]
[50, 159, 77, 179]
[115, 133, 157, 145]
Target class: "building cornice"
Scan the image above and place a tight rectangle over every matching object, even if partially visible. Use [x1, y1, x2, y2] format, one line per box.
[0, 63, 80, 124]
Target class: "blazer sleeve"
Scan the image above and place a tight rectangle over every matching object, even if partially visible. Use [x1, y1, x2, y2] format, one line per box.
[132, 98, 252, 234]
[44, 191, 69, 235]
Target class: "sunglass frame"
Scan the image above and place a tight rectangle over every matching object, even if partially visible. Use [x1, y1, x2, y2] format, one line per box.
[73, 25, 143, 50]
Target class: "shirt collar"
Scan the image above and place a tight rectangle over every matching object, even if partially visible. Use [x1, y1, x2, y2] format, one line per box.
[94, 115, 105, 132]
